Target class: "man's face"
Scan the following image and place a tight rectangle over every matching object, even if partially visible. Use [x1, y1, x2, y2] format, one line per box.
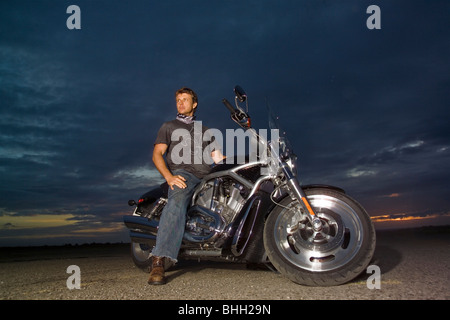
[176, 93, 197, 116]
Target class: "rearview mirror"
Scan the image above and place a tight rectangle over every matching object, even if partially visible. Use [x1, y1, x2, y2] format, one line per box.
[234, 85, 247, 103]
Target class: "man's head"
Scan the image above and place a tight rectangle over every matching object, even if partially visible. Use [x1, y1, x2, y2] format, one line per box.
[175, 87, 198, 116]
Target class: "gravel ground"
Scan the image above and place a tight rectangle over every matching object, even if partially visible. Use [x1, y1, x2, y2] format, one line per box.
[0, 228, 449, 301]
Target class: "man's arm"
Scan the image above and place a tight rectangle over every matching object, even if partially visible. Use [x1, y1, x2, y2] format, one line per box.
[152, 143, 187, 189]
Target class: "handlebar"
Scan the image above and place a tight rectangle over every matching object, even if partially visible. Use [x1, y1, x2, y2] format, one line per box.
[223, 98, 251, 129]
[222, 98, 236, 114]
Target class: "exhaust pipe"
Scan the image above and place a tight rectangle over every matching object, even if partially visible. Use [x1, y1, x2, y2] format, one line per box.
[123, 215, 159, 236]
[129, 231, 157, 244]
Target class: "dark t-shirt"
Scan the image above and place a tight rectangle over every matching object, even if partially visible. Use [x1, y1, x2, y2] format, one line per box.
[154, 119, 219, 179]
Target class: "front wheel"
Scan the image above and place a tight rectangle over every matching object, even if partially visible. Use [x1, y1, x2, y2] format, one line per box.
[263, 187, 376, 286]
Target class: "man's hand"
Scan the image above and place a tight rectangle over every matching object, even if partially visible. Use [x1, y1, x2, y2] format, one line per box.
[153, 144, 188, 190]
[166, 174, 187, 190]
[211, 150, 226, 164]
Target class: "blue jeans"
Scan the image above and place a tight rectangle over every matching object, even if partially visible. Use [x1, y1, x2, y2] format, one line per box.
[151, 169, 201, 263]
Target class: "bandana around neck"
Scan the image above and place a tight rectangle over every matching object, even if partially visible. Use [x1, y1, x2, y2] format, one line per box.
[176, 113, 196, 124]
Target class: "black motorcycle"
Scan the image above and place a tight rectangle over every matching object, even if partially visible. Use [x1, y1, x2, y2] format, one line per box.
[123, 86, 376, 286]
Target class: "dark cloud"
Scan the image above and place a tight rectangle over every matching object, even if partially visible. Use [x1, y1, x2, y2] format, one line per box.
[0, 0, 449, 246]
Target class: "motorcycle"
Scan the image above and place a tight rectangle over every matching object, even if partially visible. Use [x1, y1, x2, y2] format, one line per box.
[123, 86, 376, 286]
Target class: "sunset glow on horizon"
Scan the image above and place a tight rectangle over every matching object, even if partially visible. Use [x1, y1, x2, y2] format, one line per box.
[371, 212, 450, 229]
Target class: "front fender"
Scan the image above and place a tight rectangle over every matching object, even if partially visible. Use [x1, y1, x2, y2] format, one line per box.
[302, 184, 345, 194]
[269, 184, 345, 207]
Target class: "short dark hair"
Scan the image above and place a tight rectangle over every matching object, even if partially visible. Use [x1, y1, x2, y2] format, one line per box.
[175, 87, 198, 105]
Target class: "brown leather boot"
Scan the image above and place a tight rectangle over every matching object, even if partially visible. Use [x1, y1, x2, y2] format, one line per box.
[148, 256, 166, 285]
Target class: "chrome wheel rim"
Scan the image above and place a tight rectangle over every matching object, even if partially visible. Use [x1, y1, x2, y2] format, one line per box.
[274, 194, 364, 272]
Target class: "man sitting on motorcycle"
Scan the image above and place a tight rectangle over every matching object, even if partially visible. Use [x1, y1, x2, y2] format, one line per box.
[149, 87, 224, 285]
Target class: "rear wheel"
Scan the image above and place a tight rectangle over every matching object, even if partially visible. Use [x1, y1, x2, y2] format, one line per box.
[263, 187, 376, 286]
[130, 242, 153, 271]
[130, 241, 174, 272]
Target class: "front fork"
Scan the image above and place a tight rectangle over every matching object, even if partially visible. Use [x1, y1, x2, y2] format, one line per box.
[280, 163, 323, 231]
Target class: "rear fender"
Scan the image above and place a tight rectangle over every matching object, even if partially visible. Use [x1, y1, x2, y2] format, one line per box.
[138, 183, 168, 205]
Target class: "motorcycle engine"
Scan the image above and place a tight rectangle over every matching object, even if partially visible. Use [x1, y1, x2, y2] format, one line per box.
[197, 178, 245, 223]
[185, 178, 246, 242]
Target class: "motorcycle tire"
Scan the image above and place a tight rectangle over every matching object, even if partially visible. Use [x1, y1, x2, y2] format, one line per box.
[130, 242, 153, 272]
[263, 187, 376, 286]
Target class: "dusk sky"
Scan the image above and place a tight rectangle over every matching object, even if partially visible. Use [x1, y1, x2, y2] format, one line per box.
[1, 0, 449, 246]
